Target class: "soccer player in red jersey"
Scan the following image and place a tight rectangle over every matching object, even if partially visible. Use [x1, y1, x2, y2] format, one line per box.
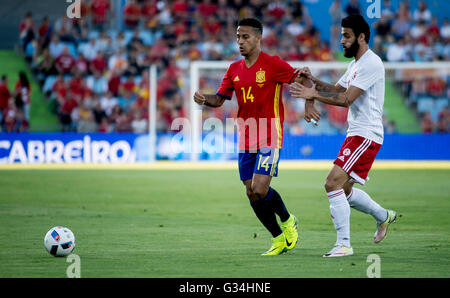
[193, 18, 320, 255]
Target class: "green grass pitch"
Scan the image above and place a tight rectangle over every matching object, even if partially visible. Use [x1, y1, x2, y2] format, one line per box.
[0, 168, 449, 278]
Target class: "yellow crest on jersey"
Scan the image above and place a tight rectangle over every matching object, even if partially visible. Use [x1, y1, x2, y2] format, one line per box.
[256, 68, 266, 83]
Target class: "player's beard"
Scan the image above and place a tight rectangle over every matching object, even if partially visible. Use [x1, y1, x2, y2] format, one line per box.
[343, 39, 359, 58]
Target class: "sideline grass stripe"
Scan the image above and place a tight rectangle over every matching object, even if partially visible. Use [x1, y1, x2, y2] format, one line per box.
[0, 160, 449, 170]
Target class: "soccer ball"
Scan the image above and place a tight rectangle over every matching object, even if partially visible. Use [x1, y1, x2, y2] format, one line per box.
[44, 226, 76, 257]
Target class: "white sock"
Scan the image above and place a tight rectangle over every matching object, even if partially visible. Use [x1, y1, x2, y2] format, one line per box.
[347, 188, 388, 224]
[327, 189, 351, 248]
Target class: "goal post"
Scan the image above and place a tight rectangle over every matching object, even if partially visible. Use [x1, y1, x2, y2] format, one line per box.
[148, 64, 157, 162]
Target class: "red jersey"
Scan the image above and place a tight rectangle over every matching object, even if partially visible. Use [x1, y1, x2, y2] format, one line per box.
[217, 51, 297, 151]
[0, 82, 10, 110]
[91, 0, 110, 24]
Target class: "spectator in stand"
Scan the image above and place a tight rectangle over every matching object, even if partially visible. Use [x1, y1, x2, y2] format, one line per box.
[36, 47, 57, 81]
[98, 116, 111, 132]
[329, 0, 343, 53]
[197, 0, 217, 19]
[58, 89, 78, 132]
[391, 12, 411, 40]
[427, 76, 445, 98]
[123, 0, 141, 30]
[78, 0, 91, 20]
[113, 32, 128, 52]
[79, 37, 99, 61]
[267, 0, 287, 21]
[441, 19, 450, 40]
[87, 71, 108, 95]
[147, 37, 170, 68]
[108, 49, 129, 74]
[76, 101, 98, 132]
[344, 0, 361, 16]
[172, 0, 189, 20]
[157, 1, 173, 26]
[202, 15, 222, 38]
[91, 0, 112, 31]
[141, 0, 160, 29]
[107, 69, 122, 97]
[373, 15, 393, 56]
[428, 17, 441, 40]
[386, 38, 409, 61]
[413, 38, 433, 62]
[54, 16, 74, 43]
[413, 1, 432, 24]
[128, 28, 145, 52]
[90, 51, 108, 75]
[93, 100, 107, 126]
[3, 100, 28, 132]
[100, 91, 118, 116]
[13, 72, 32, 121]
[315, 40, 334, 61]
[96, 30, 110, 54]
[118, 88, 136, 113]
[202, 36, 224, 60]
[131, 109, 148, 133]
[55, 46, 77, 74]
[37, 16, 51, 48]
[124, 50, 144, 76]
[74, 52, 89, 76]
[51, 74, 66, 98]
[113, 106, 132, 132]
[119, 75, 136, 96]
[421, 111, 435, 133]
[19, 12, 36, 51]
[48, 35, 66, 59]
[410, 20, 427, 40]
[381, 0, 395, 22]
[0, 75, 11, 127]
[437, 106, 449, 133]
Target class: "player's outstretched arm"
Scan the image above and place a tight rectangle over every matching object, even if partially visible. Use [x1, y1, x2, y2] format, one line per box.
[289, 83, 364, 108]
[193, 91, 226, 108]
[291, 69, 321, 124]
[296, 67, 346, 93]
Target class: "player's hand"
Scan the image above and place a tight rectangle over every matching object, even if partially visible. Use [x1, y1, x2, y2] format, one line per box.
[295, 67, 313, 80]
[193, 90, 206, 105]
[304, 100, 321, 125]
[289, 81, 317, 100]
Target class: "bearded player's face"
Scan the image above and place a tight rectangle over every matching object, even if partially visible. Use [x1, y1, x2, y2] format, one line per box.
[236, 26, 260, 57]
[341, 27, 359, 58]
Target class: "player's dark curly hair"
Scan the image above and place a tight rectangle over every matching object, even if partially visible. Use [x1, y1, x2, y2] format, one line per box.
[341, 14, 370, 43]
[238, 18, 263, 35]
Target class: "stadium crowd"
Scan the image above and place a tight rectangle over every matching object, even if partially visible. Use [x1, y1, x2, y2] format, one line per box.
[1, 0, 448, 133]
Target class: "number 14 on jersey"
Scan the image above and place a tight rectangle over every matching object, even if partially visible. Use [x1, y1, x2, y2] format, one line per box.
[241, 87, 254, 103]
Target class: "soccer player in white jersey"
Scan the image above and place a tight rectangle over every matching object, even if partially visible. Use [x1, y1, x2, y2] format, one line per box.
[289, 15, 397, 257]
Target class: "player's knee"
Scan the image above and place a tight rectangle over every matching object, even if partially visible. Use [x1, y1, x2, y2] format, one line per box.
[324, 177, 339, 193]
[251, 184, 269, 199]
[246, 188, 255, 200]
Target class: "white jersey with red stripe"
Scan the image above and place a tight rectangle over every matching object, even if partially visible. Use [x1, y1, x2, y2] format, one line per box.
[338, 49, 385, 144]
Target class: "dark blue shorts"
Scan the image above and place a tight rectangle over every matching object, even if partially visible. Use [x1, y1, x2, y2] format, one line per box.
[238, 147, 281, 181]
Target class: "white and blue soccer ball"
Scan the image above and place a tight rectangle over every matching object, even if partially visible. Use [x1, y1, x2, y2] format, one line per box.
[44, 226, 76, 257]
